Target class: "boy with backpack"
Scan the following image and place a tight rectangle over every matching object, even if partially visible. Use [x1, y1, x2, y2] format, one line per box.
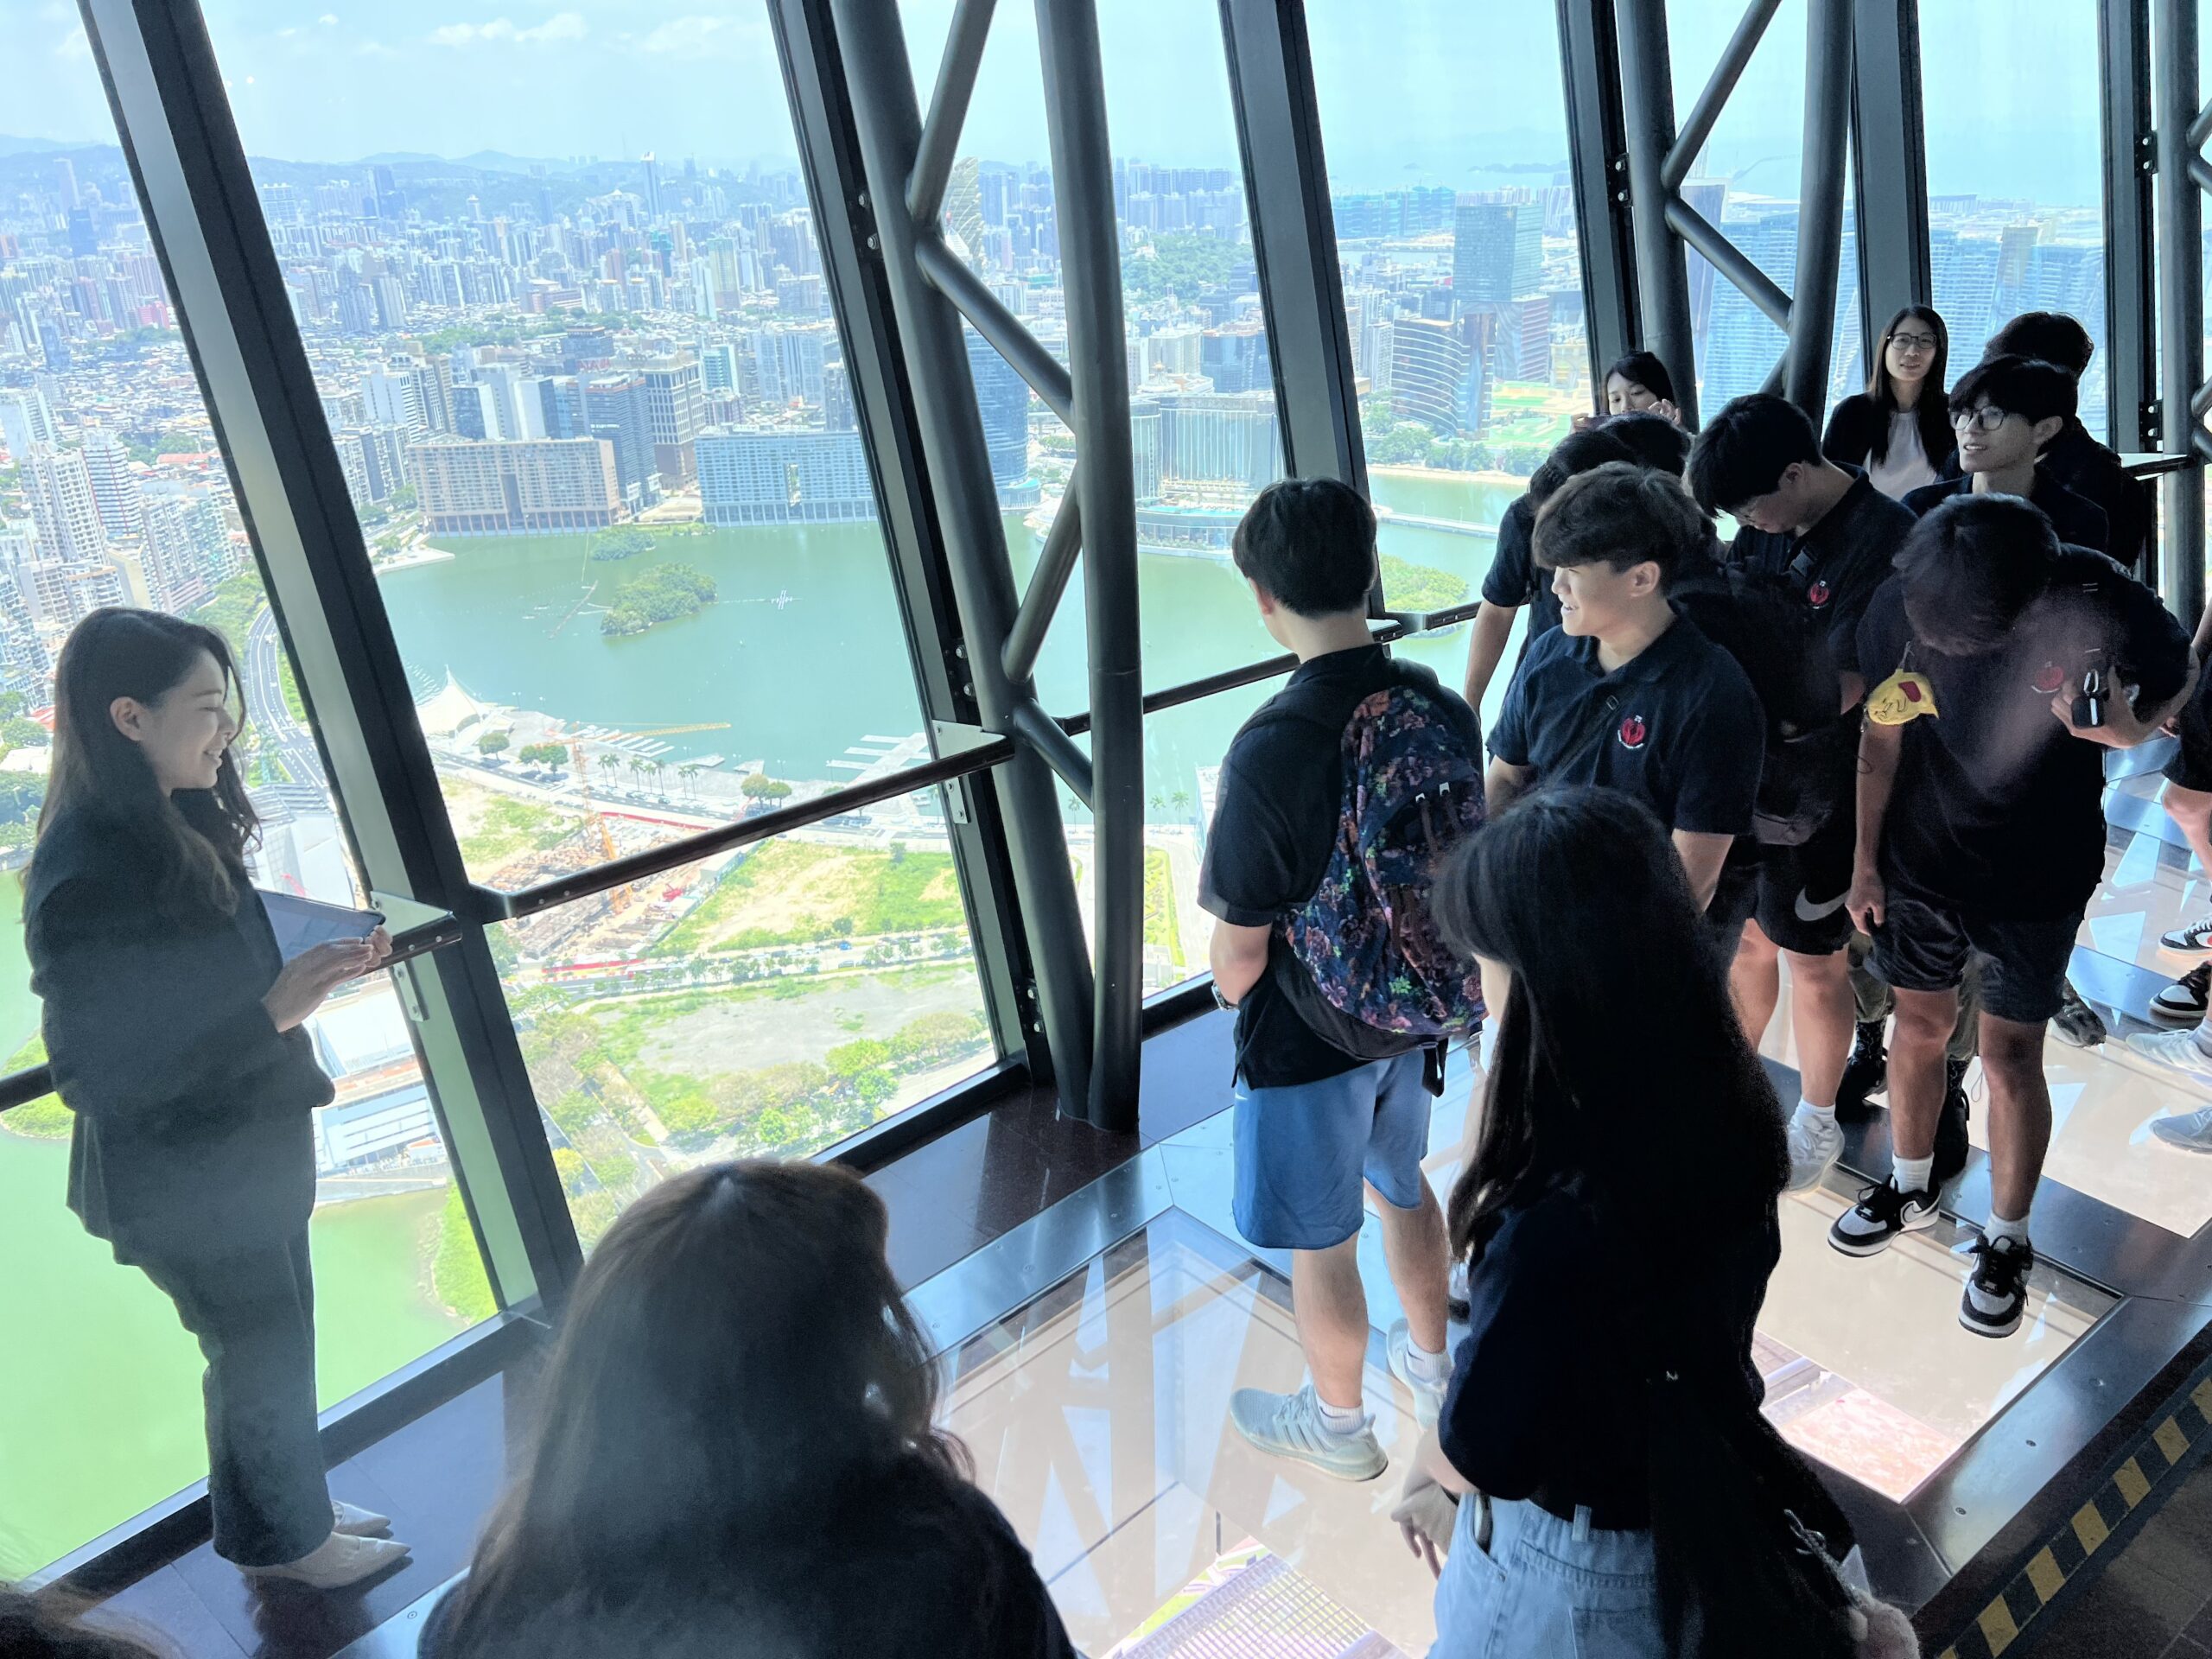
[1202, 477, 1485, 1479]
[1686, 395, 1917, 1192]
[1485, 462, 1765, 910]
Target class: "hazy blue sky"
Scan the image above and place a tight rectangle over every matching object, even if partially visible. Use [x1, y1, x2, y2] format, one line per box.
[1, 0, 2105, 208]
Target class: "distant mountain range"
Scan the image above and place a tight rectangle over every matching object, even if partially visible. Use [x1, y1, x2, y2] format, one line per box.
[0, 135, 103, 158]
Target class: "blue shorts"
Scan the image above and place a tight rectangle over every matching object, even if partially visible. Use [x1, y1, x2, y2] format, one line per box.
[1232, 1051, 1433, 1251]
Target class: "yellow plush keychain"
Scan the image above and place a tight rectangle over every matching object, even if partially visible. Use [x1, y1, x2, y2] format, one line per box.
[1867, 644, 1939, 726]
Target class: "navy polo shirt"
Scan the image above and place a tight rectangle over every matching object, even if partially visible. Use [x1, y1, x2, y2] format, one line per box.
[1731, 467, 1916, 678]
[1903, 473, 2109, 556]
[1491, 612, 1766, 836]
[1480, 494, 1556, 636]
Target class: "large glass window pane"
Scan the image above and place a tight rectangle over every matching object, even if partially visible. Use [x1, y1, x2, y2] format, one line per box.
[493, 819, 993, 1251]
[199, 0, 967, 897]
[1920, 1, 2109, 435]
[1668, 0, 1864, 416]
[0, 13, 489, 1573]
[1306, 0, 1587, 720]
[898, 0, 1284, 690]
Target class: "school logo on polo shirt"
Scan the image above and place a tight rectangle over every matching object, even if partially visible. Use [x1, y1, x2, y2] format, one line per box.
[1618, 714, 1649, 750]
[1807, 578, 1832, 608]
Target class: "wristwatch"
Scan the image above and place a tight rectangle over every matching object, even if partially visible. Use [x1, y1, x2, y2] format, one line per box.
[1211, 982, 1236, 1012]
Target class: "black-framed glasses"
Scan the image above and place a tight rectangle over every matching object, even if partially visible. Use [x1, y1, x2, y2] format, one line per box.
[1951, 404, 2012, 432]
[1890, 332, 1940, 353]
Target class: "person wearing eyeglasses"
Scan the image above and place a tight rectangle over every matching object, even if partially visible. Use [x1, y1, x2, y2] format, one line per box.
[1984, 311, 2148, 576]
[1822, 306, 1955, 500]
[1901, 355, 2109, 555]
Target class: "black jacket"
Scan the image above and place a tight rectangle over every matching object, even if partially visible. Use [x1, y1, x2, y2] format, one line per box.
[2043, 418, 2150, 575]
[23, 805, 333, 1262]
[1821, 392, 1956, 477]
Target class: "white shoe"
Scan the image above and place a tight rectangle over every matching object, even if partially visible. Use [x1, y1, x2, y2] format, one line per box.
[1385, 1319, 1450, 1431]
[1785, 1107, 1844, 1192]
[2151, 1105, 2212, 1153]
[332, 1499, 391, 1537]
[243, 1530, 410, 1589]
[1228, 1383, 1388, 1481]
[2124, 1027, 2212, 1086]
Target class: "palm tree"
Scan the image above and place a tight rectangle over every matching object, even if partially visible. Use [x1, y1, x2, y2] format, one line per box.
[627, 757, 648, 791]
[678, 763, 701, 800]
[1171, 787, 1192, 819]
[596, 753, 620, 784]
[645, 760, 665, 798]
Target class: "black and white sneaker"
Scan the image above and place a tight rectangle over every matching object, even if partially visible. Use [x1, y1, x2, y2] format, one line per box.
[2159, 915, 2212, 955]
[2050, 982, 2107, 1048]
[1828, 1178, 1941, 1257]
[1960, 1234, 2035, 1338]
[1835, 1020, 1888, 1122]
[1932, 1058, 1972, 1189]
[2151, 962, 2212, 1026]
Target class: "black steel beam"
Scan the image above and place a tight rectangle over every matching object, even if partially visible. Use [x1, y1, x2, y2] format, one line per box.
[2155, 0, 2207, 620]
[1616, 0, 1700, 425]
[1785, 0, 1854, 416]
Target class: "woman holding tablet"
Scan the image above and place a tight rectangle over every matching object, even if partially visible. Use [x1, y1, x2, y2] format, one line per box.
[24, 608, 408, 1589]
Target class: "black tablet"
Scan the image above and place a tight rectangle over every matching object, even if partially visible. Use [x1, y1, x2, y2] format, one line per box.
[257, 890, 386, 963]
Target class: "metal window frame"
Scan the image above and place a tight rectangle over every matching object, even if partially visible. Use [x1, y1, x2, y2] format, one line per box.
[1562, 0, 1643, 383]
[2102, 0, 2158, 457]
[2153, 0, 2209, 622]
[1848, 0, 1929, 359]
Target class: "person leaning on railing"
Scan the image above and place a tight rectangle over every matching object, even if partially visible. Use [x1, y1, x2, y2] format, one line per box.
[22, 607, 406, 1591]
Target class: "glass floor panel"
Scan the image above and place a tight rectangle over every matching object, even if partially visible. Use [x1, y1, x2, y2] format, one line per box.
[940, 1188, 2113, 1650]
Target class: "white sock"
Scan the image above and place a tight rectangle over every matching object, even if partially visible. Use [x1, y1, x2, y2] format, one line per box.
[1405, 1336, 1451, 1386]
[1316, 1395, 1368, 1438]
[1795, 1097, 1837, 1128]
[1986, 1208, 2031, 1249]
[1892, 1154, 1935, 1195]
[2192, 1020, 2212, 1058]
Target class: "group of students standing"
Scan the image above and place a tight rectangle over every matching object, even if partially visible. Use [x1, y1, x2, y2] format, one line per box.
[1195, 307, 2209, 1655]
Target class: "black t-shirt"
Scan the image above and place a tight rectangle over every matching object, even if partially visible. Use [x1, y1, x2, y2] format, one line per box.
[1440, 1181, 1779, 1516]
[1903, 472, 2110, 556]
[1856, 550, 2192, 917]
[1199, 645, 1483, 1090]
[2044, 419, 2150, 575]
[1730, 467, 1916, 679]
[1490, 613, 1765, 836]
[1480, 493, 1556, 637]
[417, 1462, 1077, 1659]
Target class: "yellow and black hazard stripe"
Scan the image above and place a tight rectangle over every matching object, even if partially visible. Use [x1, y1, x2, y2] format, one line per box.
[1935, 1368, 2212, 1658]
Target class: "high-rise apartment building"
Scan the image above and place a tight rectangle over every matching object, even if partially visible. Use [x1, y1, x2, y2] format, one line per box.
[408, 438, 623, 535]
[1390, 318, 1474, 435]
[639, 356, 706, 486]
[696, 427, 874, 524]
[963, 329, 1030, 495]
[23, 443, 107, 565]
[80, 428, 143, 541]
[0, 388, 56, 458]
[1452, 199, 1543, 309]
[583, 372, 661, 508]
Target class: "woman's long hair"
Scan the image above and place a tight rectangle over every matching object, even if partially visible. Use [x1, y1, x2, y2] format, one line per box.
[442, 1162, 969, 1651]
[1866, 303, 1954, 470]
[32, 607, 256, 919]
[1604, 349, 1675, 407]
[1433, 786, 1786, 1269]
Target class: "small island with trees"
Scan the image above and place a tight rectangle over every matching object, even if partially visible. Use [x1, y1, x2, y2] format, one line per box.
[601, 563, 717, 637]
[1378, 555, 1470, 612]
[588, 527, 658, 563]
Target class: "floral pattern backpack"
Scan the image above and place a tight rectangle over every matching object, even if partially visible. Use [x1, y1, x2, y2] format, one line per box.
[1277, 680, 1486, 1042]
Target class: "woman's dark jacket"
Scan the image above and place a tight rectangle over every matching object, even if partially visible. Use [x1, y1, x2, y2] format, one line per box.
[23, 804, 332, 1263]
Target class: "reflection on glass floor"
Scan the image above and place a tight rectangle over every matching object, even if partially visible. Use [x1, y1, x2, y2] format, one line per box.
[939, 1186, 2111, 1652]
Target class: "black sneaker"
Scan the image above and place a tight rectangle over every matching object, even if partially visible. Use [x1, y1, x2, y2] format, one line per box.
[1960, 1234, 2035, 1338]
[1835, 1020, 1888, 1122]
[1827, 1178, 1941, 1257]
[2051, 982, 2107, 1048]
[1932, 1057, 1972, 1188]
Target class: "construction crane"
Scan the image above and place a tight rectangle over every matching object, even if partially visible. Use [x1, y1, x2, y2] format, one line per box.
[565, 736, 627, 912]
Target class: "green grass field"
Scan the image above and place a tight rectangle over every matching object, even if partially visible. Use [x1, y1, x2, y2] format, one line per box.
[653, 841, 966, 954]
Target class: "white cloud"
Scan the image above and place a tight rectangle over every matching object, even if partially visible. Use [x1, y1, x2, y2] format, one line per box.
[639, 14, 768, 56]
[53, 24, 91, 60]
[320, 12, 340, 23]
[429, 10, 585, 47]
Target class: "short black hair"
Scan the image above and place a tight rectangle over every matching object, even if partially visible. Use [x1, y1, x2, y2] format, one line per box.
[1533, 461, 1708, 589]
[1893, 493, 2058, 656]
[1986, 311, 2094, 378]
[1948, 353, 2076, 439]
[1604, 350, 1675, 404]
[1528, 427, 1637, 506]
[1595, 410, 1693, 477]
[1230, 475, 1376, 617]
[1684, 393, 1821, 514]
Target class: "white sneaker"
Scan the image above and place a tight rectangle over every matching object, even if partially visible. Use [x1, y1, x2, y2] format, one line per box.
[2159, 914, 2212, 954]
[243, 1530, 410, 1589]
[2151, 1106, 2212, 1153]
[1228, 1383, 1387, 1482]
[332, 1499, 391, 1537]
[1385, 1319, 1450, 1430]
[1785, 1108, 1844, 1192]
[2124, 1027, 2212, 1086]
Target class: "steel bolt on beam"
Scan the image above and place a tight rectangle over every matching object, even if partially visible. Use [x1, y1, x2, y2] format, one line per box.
[830, 0, 1099, 1120]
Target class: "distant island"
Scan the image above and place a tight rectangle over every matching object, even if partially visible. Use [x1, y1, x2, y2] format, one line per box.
[1379, 555, 1470, 612]
[601, 563, 717, 636]
[588, 527, 658, 563]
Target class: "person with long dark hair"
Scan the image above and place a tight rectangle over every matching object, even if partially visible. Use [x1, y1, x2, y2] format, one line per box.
[1394, 786, 1902, 1657]
[24, 608, 404, 1589]
[1823, 305, 1954, 498]
[422, 1162, 1077, 1658]
[1601, 350, 1681, 422]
